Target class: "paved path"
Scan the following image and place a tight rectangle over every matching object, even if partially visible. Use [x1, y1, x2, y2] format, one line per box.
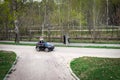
[0, 44, 120, 80]
[0, 41, 120, 47]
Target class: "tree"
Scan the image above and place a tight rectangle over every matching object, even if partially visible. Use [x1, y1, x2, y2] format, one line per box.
[0, 0, 14, 40]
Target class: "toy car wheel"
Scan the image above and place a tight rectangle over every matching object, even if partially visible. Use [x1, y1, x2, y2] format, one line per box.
[36, 47, 40, 51]
[51, 49, 53, 51]
[44, 48, 49, 52]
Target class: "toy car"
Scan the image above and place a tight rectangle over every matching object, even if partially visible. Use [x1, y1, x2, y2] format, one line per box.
[36, 41, 55, 52]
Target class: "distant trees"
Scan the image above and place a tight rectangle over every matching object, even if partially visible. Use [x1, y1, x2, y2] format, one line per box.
[0, 0, 120, 42]
[0, 0, 14, 40]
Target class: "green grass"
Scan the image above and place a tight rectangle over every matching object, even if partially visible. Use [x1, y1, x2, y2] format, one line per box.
[0, 50, 16, 80]
[0, 42, 36, 46]
[70, 57, 120, 80]
[0, 42, 120, 49]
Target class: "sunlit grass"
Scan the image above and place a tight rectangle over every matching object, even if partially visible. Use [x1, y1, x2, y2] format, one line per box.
[70, 57, 120, 80]
[0, 50, 16, 80]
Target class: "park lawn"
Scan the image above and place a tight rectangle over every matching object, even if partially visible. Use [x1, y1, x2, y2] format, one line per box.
[0, 50, 16, 80]
[70, 57, 120, 80]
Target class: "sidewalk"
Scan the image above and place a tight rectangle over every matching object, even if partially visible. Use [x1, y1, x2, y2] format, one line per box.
[0, 41, 120, 47]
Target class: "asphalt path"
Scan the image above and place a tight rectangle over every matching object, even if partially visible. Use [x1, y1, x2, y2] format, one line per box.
[0, 44, 120, 80]
[0, 41, 120, 47]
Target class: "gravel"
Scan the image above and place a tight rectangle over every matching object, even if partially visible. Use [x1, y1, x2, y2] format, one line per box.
[0, 44, 120, 80]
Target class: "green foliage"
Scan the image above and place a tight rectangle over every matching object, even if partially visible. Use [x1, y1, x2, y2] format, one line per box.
[0, 51, 16, 80]
[71, 57, 120, 80]
[0, 1, 13, 26]
[0, 0, 120, 41]
[0, 0, 119, 27]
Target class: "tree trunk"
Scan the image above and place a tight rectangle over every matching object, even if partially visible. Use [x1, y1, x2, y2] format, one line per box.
[14, 20, 20, 43]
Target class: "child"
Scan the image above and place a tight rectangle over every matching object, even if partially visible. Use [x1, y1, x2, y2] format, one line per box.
[39, 36, 44, 43]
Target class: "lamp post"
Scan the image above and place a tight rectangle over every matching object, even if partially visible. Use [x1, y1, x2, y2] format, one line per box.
[38, 5, 43, 37]
[56, 0, 62, 41]
[42, 0, 48, 38]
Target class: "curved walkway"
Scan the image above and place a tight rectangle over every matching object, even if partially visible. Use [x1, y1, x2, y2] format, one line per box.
[0, 44, 120, 80]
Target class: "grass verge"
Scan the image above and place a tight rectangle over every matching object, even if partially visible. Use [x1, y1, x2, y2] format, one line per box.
[0, 42, 120, 49]
[0, 42, 35, 46]
[70, 57, 120, 80]
[0, 50, 16, 80]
